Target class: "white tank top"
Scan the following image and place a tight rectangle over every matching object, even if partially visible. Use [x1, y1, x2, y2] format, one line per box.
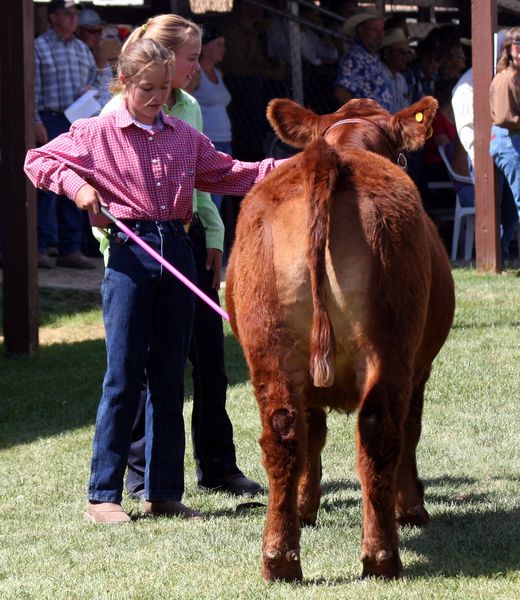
[193, 68, 232, 143]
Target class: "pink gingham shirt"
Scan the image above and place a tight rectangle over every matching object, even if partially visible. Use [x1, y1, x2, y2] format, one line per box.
[24, 105, 280, 227]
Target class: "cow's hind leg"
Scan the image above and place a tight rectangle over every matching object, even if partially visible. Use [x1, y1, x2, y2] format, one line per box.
[395, 373, 430, 527]
[297, 406, 327, 526]
[256, 373, 306, 582]
[357, 378, 410, 579]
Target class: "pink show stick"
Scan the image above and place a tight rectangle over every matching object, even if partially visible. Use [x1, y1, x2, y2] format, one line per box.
[100, 207, 229, 322]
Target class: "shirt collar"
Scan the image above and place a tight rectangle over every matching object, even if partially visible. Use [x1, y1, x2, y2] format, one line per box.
[353, 37, 375, 56]
[162, 89, 187, 116]
[46, 27, 76, 45]
[114, 103, 176, 131]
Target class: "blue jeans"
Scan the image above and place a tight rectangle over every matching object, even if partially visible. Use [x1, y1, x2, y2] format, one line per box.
[209, 141, 233, 211]
[88, 220, 195, 503]
[490, 125, 520, 260]
[37, 111, 83, 255]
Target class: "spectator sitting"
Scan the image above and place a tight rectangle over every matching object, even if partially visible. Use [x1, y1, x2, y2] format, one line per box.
[423, 24, 468, 83]
[384, 13, 410, 39]
[439, 40, 467, 82]
[419, 77, 473, 220]
[334, 8, 392, 110]
[186, 25, 232, 213]
[379, 27, 410, 113]
[404, 37, 441, 103]
[423, 79, 462, 181]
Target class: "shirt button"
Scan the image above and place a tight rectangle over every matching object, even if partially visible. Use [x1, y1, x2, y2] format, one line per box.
[161, 205, 166, 209]
[148, 136, 153, 141]
[156, 181, 161, 187]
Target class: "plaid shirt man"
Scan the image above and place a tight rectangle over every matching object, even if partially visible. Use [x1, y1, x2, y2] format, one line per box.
[34, 27, 97, 120]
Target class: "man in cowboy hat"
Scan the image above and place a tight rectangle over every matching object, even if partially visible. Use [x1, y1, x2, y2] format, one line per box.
[380, 27, 411, 112]
[334, 8, 392, 109]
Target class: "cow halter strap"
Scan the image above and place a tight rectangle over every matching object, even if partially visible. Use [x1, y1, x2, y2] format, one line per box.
[323, 117, 408, 170]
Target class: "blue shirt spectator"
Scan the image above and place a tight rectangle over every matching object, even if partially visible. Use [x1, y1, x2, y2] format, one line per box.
[403, 39, 441, 104]
[334, 9, 392, 110]
[335, 39, 392, 110]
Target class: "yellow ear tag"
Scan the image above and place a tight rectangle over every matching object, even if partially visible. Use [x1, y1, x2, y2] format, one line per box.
[415, 112, 424, 123]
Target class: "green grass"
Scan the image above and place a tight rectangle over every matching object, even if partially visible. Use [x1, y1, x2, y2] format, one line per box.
[0, 270, 519, 599]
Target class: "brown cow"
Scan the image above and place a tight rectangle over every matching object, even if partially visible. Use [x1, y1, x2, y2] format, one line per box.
[225, 96, 455, 582]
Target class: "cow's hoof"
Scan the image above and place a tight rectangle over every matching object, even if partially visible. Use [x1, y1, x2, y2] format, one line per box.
[262, 548, 303, 582]
[361, 549, 403, 580]
[396, 504, 430, 527]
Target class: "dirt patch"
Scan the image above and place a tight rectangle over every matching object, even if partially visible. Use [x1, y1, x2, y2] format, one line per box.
[39, 323, 105, 345]
[0, 258, 105, 292]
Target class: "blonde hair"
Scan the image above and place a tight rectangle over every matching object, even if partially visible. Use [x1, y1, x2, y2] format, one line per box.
[123, 14, 201, 55]
[112, 38, 175, 95]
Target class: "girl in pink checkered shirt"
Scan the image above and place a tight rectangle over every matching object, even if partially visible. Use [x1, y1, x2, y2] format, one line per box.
[25, 38, 280, 524]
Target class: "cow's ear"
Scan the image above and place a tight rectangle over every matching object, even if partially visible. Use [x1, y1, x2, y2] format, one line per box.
[390, 96, 439, 151]
[267, 99, 321, 148]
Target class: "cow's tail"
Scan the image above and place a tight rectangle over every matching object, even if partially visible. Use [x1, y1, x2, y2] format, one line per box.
[304, 138, 339, 388]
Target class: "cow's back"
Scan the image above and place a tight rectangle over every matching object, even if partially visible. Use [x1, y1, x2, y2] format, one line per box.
[226, 146, 453, 409]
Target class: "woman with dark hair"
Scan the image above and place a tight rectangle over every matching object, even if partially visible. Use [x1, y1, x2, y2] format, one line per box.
[187, 25, 232, 212]
[490, 26, 520, 263]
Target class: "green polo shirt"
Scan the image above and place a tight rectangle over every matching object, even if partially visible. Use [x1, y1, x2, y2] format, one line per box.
[163, 89, 225, 252]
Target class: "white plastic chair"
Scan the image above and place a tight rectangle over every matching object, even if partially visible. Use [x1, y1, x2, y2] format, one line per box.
[438, 144, 475, 261]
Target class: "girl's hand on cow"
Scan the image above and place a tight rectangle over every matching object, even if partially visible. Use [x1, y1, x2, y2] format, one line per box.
[75, 183, 107, 214]
[35, 122, 48, 146]
[206, 248, 223, 290]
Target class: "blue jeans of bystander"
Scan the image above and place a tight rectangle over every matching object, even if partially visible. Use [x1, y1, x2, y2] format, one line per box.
[37, 111, 84, 255]
[489, 125, 520, 260]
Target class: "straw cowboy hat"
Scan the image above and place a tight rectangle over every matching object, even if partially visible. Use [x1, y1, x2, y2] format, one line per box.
[380, 27, 409, 49]
[343, 8, 383, 36]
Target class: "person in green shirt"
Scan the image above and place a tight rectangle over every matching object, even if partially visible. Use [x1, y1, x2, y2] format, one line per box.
[98, 15, 262, 515]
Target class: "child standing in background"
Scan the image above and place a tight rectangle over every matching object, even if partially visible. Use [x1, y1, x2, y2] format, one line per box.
[25, 38, 279, 523]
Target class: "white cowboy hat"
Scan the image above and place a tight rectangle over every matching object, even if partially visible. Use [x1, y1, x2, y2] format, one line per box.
[343, 8, 383, 37]
[380, 27, 409, 49]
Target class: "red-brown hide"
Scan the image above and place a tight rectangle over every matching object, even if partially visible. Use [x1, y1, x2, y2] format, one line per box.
[225, 97, 455, 582]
